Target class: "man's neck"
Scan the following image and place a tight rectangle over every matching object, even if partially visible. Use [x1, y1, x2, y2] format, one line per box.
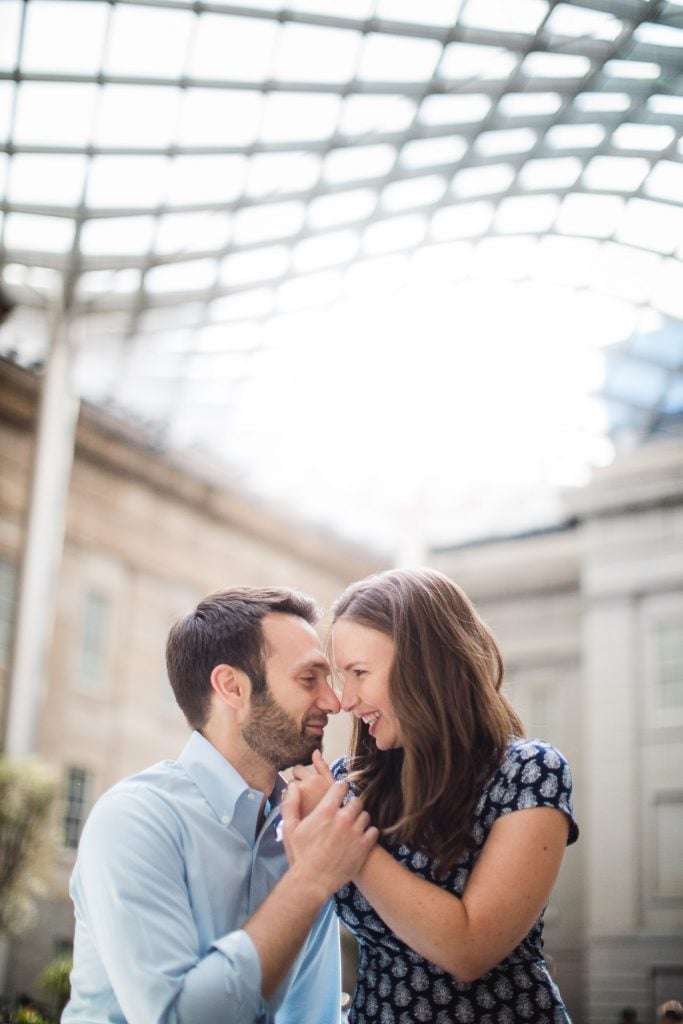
[201, 724, 278, 797]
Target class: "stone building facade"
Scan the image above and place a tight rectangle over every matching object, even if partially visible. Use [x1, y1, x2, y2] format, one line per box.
[0, 356, 381, 1004]
[432, 438, 683, 1023]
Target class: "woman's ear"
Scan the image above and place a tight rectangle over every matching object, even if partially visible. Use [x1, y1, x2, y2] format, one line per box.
[210, 664, 250, 715]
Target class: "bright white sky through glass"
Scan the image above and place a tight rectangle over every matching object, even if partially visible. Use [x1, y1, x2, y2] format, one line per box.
[2, 0, 683, 558]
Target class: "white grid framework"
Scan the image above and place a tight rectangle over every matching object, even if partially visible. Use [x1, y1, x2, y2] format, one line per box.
[1, 0, 682, 548]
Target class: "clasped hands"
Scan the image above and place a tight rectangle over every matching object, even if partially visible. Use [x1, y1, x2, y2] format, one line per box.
[279, 751, 377, 896]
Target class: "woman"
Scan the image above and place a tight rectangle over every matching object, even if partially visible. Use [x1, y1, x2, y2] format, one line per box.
[289, 567, 578, 1024]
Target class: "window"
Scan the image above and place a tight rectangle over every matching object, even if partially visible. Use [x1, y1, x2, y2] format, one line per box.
[655, 620, 683, 711]
[78, 590, 110, 689]
[63, 766, 90, 849]
[655, 796, 683, 898]
[0, 558, 17, 665]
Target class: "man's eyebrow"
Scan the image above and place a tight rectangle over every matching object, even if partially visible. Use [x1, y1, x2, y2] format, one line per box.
[297, 656, 330, 671]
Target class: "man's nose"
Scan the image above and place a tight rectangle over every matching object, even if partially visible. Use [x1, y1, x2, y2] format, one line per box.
[316, 680, 341, 714]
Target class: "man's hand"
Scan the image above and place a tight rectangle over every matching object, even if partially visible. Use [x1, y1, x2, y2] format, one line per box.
[290, 750, 335, 818]
[281, 775, 378, 896]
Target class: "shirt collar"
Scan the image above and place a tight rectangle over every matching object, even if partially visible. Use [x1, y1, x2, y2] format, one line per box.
[178, 730, 287, 834]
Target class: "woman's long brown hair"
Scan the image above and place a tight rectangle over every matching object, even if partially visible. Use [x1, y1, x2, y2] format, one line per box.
[331, 567, 524, 873]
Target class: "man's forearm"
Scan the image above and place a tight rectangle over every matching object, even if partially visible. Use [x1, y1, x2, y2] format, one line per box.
[244, 864, 330, 999]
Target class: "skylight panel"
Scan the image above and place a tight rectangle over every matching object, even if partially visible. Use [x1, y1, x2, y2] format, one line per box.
[207, 289, 274, 325]
[419, 94, 491, 126]
[603, 59, 661, 79]
[146, 259, 217, 294]
[338, 96, 417, 137]
[574, 92, 630, 113]
[0, 84, 13, 143]
[475, 128, 537, 155]
[260, 93, 341, 143]
[363, 214, 427, 255]
[611, 123, 675, 152]
[0, 154, 7, 198]
[439, 43, 518, 81]
[356, 33, 442, 83]
[292, 230, 360, 272]
[272, 23, 361, 84]
[495, 195, 559, 234]
[375, 0, 464, 27]
[80, 216, 156, 257]
[167, 156, 247, 206]
[519, 157, 582, 190]
[616, 198, 683, 255]
[221, 246, 290, 286]
[13, 82, 97, 146]
[344, 253, 409, 296]
[22, 1, 108, 74]
[77, 269, 141, 297]
[7, 154, 86, 206]
[582, 156, 650, 192]
[400, 136, 468, 169]
[105, 5, 192, 78]
[87, 156, 170, 208]
[544, 4, 623, 41]
[323, 144, 396, 184]
[653, 259, 683, 319]
[647, 94, 683, 117]
[307, 188, 377, 229]
[410, 241, 473, 283]
[246, 153, 321, 199]
[452, 164, 515, 198]
[4, 212, 75, 253]
[556, 194, 625, 238]
[498, 92, 562, 117]
[232, 201, 305, 245]
[604, 358, 666, 405]
[155, 212, 232, 256]
[532, 236, 600, 287]
[95, 86, 179, 148]
[178, 90, 263, 147]
[278, 270, 343, 311]
[381, 175, 447, 212]
[545, 123, 605, 148]
[644, 161, 683, 204]
[521, 51, 592, 78]
[633, 21, 683, 47]
[188, 14, 278, 82]
[0, 1, 22, 71]
[430, 201, 494, 240]
[460, 0, 548, 35]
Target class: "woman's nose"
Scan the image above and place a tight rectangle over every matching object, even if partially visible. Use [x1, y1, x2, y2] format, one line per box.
[340, 680, 359, 712]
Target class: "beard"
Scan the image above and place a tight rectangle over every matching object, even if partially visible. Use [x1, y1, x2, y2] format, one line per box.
[242, 685, 324, 771]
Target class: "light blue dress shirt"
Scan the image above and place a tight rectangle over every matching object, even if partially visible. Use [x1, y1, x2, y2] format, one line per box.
[62, 731, 341, 1024]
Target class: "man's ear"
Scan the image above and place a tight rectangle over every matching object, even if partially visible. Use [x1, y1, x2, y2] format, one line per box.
[210, 664, 250, 714]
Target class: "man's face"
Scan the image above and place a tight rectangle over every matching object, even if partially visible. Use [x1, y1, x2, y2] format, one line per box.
[241, 613, 340, 771]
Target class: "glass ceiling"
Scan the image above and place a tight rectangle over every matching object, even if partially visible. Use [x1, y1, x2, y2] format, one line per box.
[1, 0, 682, 554]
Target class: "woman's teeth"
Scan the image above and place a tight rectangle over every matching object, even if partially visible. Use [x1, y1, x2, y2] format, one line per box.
[362, 710, 381, 725]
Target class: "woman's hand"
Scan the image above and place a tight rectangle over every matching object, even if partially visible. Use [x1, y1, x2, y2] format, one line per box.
[290, 750, 335, 818]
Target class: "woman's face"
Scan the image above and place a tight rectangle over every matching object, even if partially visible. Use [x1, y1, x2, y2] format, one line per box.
[331, 618, 402, 751]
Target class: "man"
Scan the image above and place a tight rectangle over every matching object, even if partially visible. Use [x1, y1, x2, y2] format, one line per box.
[63, 586, 378, 1024]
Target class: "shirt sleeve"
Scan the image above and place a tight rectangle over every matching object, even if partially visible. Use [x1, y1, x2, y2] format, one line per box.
[68, 785, 270, 1024]
[489, 739, 579, 845]
[274, 899, 341, 1024]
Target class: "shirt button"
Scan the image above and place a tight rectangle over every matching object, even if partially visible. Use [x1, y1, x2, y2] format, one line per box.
[221, 815, 230, 824]
[247, 792, 256, 800]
